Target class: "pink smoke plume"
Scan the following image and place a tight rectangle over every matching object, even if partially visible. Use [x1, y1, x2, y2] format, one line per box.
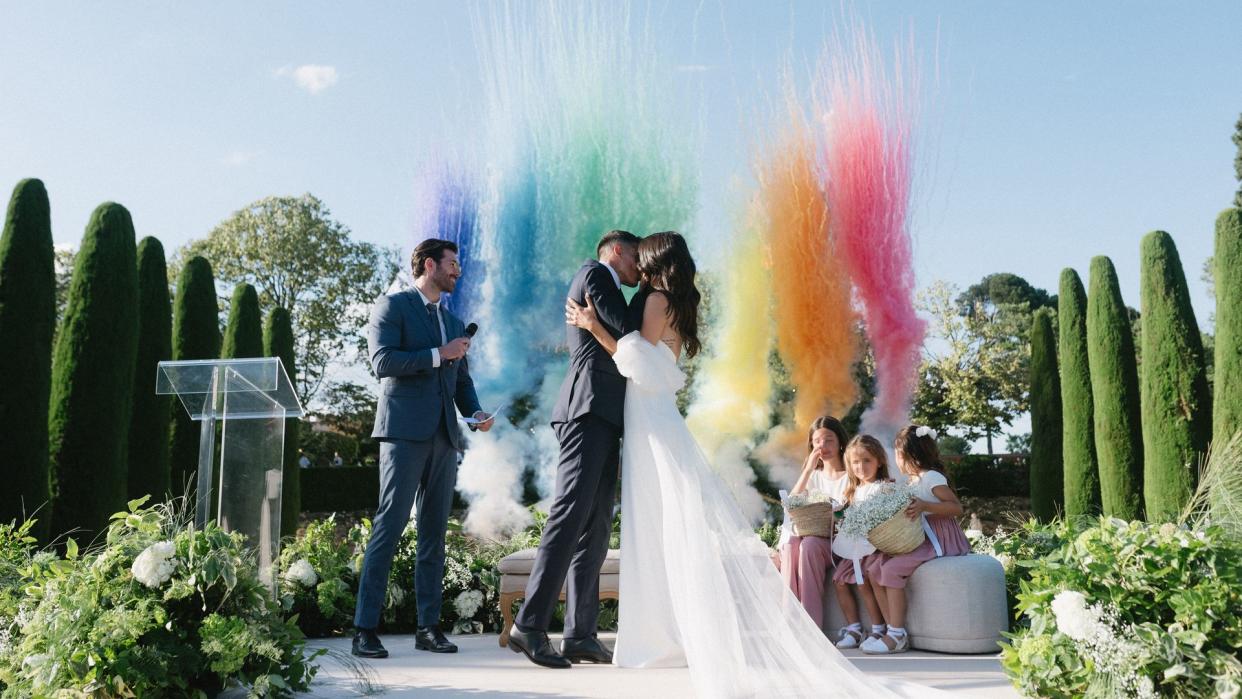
[821, 31, 925, 431]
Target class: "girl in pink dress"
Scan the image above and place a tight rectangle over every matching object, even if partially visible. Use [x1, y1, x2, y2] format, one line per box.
[829, 435, 892, 649]
[778, 416, 849, 629]
[862, 425, 971, 654]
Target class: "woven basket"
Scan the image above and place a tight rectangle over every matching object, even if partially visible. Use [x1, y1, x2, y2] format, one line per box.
[867, 511, 926, 554]
[788, 502, 834, 538]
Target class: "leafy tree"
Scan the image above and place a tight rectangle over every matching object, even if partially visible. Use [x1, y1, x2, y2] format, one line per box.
[1086, 256, 1143, 520]
[264, 307, 300, 538]
[175, 195, 399, 401]
[1028, 308, 1063, 521]
[955, 272, 1054, 315]
[49, 203, 139, 539]
[1059, 268, 1101, 517]
[0, 179, 55, 539]
[919, 281, 1030, 454]
[314, 380, 378, 441]
[1234, 113, 1242, 208]
[127, 237, 173, 503]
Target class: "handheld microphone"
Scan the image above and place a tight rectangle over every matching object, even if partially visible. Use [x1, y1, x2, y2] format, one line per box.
[464, 322, 478, 338]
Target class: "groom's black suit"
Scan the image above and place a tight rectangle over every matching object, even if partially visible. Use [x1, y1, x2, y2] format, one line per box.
[516, 259, 631, 639]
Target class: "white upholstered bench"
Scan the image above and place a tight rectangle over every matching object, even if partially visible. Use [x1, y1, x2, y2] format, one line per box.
[496, 548, 620, 647]
[824, 554, 1008, 653]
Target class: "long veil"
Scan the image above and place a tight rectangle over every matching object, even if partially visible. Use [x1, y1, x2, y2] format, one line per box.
[613, 333, 955, 698]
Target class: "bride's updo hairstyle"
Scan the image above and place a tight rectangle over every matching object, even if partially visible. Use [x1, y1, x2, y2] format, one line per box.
[638, 231, 702, 358]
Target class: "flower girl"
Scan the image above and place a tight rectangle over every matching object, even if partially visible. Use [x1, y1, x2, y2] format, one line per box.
[829, 435, 892, 649]
[778, 416, 850, 628]
[862, 425, 971, 654]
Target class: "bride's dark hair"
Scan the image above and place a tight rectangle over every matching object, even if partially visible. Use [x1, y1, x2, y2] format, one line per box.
[637, 231, 702, 358]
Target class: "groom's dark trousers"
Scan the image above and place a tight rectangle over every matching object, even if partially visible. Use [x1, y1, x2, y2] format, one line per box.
[354, 289, 481, 631]
[516, 260, 630, 639]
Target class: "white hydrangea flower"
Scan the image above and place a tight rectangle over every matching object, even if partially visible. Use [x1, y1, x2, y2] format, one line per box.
[454, 589, 485, 619]
[284, 559, 318, 588]
[782, 489, 835, 508]
[992, 553, 1013, 571]
[1051, 590, 1102, 642]
[131, 541, 178, 589]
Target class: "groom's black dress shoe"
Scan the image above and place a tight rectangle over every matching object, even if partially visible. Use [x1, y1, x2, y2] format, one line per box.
[415, 625, 458, 653]
[508, 625, 572, 668]
[561, 634, 613, 664]
[351, 628, 389, 658]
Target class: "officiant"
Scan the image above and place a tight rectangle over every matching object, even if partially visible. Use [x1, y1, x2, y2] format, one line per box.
[351, 238, 492, 659]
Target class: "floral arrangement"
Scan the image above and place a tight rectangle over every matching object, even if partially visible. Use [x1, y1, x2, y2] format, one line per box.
[0, 497, 321, 697]
[999, 518, 1242, 698]
[835, 483, 916, 540]
[780, 490, 836, 509]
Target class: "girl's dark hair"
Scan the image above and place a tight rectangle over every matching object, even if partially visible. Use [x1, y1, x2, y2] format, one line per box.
[894, 425, 950, 482]
[808, 415, 849, 468]
[637, 231, 702, 358]
[842, 435, 890, 504]
[411, 238, 458, 278]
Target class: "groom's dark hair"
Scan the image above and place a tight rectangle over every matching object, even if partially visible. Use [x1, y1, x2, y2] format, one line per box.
[596, 229, 640, 257]
[411, 238, 459, 278]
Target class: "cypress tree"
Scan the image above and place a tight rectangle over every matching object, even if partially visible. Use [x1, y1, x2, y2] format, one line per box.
[168, 256, 221, 497]
[1087, 256, 1144, 520]
[222, 283, 263, 359]
[48, 203, 139, 539]
[127, 237, 173, 503]
[1215, 208, 1242, 446]
[264, 307, 300, 538]
[1029, 307, 1063, 521]
[1139, 231, 1211, 520]
[1059, 268, 1100, 517]
[0, 179, 56, 539]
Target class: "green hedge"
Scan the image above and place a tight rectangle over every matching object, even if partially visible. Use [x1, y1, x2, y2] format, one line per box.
[943, 455, 1030, 498]
[299, 465, 378, 513]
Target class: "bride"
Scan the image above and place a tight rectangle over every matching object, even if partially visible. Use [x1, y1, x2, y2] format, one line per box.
[565, 232, 951, 698]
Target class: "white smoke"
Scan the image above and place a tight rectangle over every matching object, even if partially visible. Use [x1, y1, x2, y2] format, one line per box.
[456, 423, 534, 541]
[707, 440, 768, 525]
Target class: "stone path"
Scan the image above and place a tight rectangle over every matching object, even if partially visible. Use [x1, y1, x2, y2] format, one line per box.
[305, 633, 1020, 698]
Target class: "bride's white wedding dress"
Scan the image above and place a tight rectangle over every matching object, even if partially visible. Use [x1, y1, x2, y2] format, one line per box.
[610, 332, 951, 699]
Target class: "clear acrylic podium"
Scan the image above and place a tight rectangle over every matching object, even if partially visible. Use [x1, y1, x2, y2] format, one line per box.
[157, 358, 304, 587]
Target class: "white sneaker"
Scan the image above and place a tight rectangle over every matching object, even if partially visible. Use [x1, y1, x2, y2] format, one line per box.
[862, 632, 910, 655]
[835, 627, 863, 649]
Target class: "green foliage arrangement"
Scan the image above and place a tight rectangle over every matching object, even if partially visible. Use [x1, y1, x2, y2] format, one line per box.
[999, 518, 1242, 699]
[0, 498, 321, 697]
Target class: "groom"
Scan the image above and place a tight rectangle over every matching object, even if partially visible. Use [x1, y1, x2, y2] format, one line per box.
[351, 238, 491, 659]
[509, 230, 641, 668]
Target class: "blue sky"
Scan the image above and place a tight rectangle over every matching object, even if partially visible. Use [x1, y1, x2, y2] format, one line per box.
[2, 1, 1239, 329]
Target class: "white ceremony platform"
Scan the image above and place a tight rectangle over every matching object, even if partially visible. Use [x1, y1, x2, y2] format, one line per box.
[305, 633, 1019, 698]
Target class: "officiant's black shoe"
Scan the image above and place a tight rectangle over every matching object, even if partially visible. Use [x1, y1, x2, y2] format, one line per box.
[508, 624, 572, 669]
[351, 628, 388, 659]
[415, 625, 458, 653]
[561, 634, 613, 664]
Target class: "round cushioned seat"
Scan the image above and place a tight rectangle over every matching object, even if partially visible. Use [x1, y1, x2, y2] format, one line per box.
[824, 553, 1008, 654]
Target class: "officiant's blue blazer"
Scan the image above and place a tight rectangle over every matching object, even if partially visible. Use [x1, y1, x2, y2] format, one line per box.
[367, 289, 481, 450]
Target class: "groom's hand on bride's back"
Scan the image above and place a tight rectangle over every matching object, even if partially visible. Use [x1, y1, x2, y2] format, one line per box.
[441, 336, 470, 361]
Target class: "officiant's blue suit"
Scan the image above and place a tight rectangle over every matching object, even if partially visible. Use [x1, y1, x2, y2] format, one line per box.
[354, 288, 481, 631]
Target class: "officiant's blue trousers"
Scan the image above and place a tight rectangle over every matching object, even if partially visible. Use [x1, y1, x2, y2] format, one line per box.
[354, 423, 457, 630]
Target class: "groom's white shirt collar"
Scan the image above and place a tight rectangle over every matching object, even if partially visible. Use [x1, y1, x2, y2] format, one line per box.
[601, 260, 621, 289]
